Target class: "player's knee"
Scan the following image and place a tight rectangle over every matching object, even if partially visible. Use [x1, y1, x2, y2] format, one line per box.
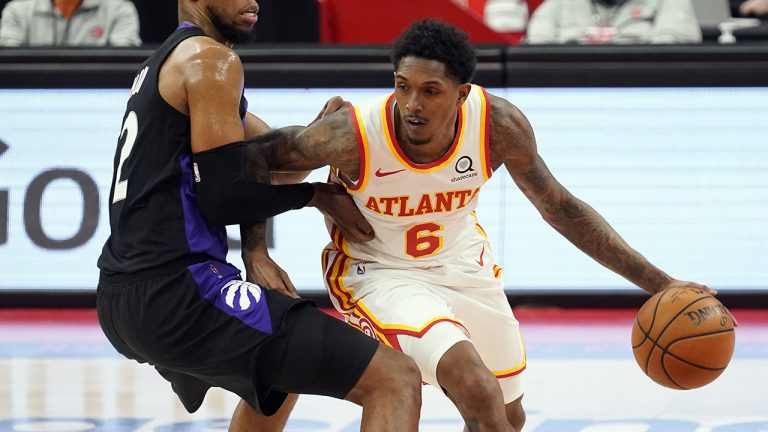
[444, 365, 502, 407]
[505, 396, 526, 431]
[348, 345, 421, 406]
[506, 399, 526, 432]
[376, 348, 421, 396]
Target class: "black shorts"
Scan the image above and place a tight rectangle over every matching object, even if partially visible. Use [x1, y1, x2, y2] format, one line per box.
[97, 259, 379, 416]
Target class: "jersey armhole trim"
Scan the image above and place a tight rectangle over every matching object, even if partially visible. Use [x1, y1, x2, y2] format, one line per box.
[477, 85, 494, 181]
[346, 105, 369, 192]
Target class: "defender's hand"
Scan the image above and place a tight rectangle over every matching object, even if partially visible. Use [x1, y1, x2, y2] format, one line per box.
[243, 250, 299, 299]
[307, 182, 374, 243]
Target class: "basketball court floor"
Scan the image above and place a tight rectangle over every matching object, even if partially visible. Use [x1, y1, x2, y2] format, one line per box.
[1, 308, 766, 432]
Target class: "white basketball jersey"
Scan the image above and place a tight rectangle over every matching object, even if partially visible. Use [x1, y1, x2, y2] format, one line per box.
[325, 84, 494, 268]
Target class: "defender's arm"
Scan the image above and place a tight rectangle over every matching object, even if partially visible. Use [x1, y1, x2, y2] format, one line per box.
[242, 106, 361, 177]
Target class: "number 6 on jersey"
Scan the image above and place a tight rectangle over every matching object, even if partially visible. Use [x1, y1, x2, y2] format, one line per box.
[405, 222, 444, 258]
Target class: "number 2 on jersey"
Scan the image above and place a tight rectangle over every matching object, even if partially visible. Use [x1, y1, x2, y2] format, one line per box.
[405, 222, 444, 258]
[112, 111, 138, 204]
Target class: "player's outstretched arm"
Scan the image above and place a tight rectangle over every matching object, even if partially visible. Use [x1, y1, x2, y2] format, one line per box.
[242, 107, 361, 176]
[489, 94, 709, 295]
[246, 97, 352, 185]
[241, 110, 373, 243]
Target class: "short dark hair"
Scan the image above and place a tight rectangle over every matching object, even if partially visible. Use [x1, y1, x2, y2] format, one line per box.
[391, 19, 477, 84]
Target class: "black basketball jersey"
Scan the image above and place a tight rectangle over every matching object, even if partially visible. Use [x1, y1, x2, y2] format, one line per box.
[98, 26, 247, 275]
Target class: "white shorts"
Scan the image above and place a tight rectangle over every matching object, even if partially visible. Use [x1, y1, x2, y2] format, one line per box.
[321, 241, 526, 403]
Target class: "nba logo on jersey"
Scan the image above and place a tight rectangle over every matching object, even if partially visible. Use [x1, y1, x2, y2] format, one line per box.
[193, 163, 201, 183]
[357, 264, 366, 275]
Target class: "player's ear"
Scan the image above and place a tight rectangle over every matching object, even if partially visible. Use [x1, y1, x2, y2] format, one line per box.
[457, 83, 471, 105]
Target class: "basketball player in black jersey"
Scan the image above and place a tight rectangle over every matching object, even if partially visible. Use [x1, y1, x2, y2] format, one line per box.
[96, 0, 421, 430]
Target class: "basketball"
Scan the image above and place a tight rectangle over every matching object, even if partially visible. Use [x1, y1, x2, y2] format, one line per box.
[631, 287, 736, 389]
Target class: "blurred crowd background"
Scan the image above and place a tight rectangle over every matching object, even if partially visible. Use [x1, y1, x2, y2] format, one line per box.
[1, 0, 766, 47]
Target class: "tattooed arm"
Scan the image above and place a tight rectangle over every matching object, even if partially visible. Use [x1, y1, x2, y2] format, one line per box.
[243, 106, 361, 177]
[237, 118, 299, 297]
[237, 98, 356, 297]
[245, 97, 353, 185]
[243, 107, 373, 243]
[487, 94, 711, 295]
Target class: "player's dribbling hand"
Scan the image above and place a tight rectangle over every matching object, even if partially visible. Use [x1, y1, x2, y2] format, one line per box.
[307, 182, 375, 243]
[659, 279, 717, 296]
[658, 280, 737, 326]
[243, 250, 300, 298]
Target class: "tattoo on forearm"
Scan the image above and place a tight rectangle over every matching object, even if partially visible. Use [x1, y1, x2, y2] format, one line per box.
[551, 197, 664, 292]
[522, 166, 551, 198]
[241, 114, 360, 177]
[243, 130, 291, 181]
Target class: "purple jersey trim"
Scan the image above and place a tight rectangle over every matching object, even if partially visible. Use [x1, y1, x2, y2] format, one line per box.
[188, 261, 273, 334]
[179, 155, 228, 260]
[241, 97, 249, 129]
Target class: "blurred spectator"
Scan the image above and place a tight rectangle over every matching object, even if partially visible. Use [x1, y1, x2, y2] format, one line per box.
[485, 0, 529, 32]
[526, 0, 702, 44]
[251, 0, 319, 42]
[0, 0, 141, 47]
[739, 0, 768, 16]
[130, 0, 176, 44]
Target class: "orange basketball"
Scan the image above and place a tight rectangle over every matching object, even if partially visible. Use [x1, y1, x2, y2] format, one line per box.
[631, 287, 736, 389]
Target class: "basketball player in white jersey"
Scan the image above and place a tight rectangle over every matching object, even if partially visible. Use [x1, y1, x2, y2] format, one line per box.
[244, 19, 711, 431]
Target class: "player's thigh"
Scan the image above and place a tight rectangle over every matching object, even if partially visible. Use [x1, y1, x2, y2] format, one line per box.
[345, 274, 470, 386]
[99, 263, 305, 415]
[256, 299, 380, 400]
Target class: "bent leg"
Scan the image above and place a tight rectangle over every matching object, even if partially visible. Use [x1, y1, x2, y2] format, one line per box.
[229, 393, 298, 432]
[505, 395, 525, 432]
[229, 394, 299, 432]
[259, 301, 421, 432]
[436, 340, 512, 432]
[344, 344, 422, 432]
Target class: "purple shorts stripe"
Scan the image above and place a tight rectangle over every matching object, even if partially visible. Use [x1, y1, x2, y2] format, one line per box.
[187, 261, 273, 334]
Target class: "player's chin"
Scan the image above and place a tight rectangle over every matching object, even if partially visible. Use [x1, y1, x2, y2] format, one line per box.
[407, 132, 432, 146]
[235, 22, 256, 32]
[229, 27, 256, 44]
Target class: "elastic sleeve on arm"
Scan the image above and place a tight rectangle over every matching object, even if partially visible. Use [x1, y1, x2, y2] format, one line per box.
[192, 142, 315, 226]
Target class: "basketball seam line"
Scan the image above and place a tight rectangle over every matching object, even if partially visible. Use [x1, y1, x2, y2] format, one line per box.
[662, 328, 735, 371]
[640, 289, 672, 373]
